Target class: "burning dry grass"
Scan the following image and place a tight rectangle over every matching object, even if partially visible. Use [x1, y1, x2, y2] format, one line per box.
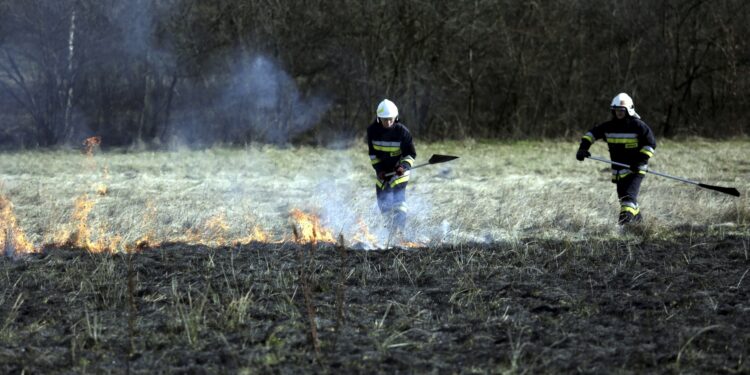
[0, 139, 748, 373]
[0, 196, 34, 255]
[0, 139, 748, 253]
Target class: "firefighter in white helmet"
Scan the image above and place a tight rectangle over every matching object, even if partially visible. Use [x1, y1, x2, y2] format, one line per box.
[367, 99, 416, 233]
[576, 93, 657, 225]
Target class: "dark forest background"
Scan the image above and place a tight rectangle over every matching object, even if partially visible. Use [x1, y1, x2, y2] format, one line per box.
[0, 0, 748, 148]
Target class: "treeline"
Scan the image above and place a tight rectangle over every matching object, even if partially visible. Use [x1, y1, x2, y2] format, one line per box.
[0, 0, 748, 148]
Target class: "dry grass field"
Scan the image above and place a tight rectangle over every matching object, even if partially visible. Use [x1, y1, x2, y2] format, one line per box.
[1, 139, 748, 373]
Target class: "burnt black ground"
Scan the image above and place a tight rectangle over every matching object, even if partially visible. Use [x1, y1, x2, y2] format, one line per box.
[0, 231, 748, 374]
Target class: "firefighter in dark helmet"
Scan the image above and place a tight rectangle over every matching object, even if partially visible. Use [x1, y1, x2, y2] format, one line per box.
[576, 93, 657, 225]
[366, 99, 416, 232]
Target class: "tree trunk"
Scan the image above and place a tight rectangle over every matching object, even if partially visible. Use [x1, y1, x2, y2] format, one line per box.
[63, 8, 77, 143]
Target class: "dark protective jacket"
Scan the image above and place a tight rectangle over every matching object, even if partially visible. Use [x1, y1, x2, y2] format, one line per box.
[367, 120, 416, 189]
[579, 115, 656, 180]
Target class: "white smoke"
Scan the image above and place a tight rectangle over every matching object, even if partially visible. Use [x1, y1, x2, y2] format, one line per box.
[221, 56, 330, 145]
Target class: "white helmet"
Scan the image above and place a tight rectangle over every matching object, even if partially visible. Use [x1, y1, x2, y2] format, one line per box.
[610, 93, 638, 117]
[376, 99, 398, 119]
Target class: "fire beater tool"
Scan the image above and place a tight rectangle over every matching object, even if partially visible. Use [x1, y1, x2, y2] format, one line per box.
[587, 155, 740, 197]
[386, 154, 459, 177]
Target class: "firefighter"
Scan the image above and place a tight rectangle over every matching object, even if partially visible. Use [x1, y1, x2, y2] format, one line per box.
[367, 99, 416, 233]
[576, 93, 657, 224]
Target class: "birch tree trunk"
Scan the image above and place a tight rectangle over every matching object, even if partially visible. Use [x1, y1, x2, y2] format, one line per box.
[63, 8, 77, 143]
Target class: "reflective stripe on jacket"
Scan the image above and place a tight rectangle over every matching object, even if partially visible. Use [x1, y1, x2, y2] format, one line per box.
[367, 120, 416, 188]
[579, 116, 657, 171]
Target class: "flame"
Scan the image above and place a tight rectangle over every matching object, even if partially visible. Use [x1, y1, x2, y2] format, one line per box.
[129, 233, 160, 252]
[205, 213, 229, 244]
[71, 195, 95, 247]
[399, 241, 425, 248]
[83, 136, 101, 157]
[82, 136, 102, 171]
[249, 226, 270, 242]
[2, 136, 426, 253]
[0, 196, 35, 255]
[183, 213, 231, 246]
[183, 227, 201, 244]
[4, 136, 430, 254]
[2, 193, 426, 252]
[233, 225, 272, 245]
[351, 218, 378, 247]
[54, 194, 119, 253]
[290, 209, 335, 244]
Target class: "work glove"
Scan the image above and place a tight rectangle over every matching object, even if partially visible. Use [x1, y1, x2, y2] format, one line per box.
[394, 163, 409, 176]
[377, 171, 388, 181]
[576, 149, 591, 161]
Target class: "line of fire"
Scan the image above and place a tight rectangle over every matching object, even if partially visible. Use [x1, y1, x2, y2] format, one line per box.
[1, 137, 422, 255]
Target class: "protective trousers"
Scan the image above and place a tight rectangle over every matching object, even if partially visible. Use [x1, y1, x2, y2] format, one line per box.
[616, 173, 644, 224]
[376, 182, 407, 231]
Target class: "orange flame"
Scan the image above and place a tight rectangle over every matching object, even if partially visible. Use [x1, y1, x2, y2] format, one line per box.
[183, 227, 201, 244]
[205, 213, 229, 244]
[250, 226, 270, 242]
[351, 218, 378, 247]
[0, 196, 35, 255]
[399, 241, 425, 248]
[130, 235, 154, 252]
[183, 213, 232, 246]
[82, 136, 102, 171]
[290, 209, 335, 244]
[54, 194, 119, 252]
[83, 136, 101, 157]
[72, 195, 95, 247]
[8, 133, 434, 253]
[233, 225, 272, 245]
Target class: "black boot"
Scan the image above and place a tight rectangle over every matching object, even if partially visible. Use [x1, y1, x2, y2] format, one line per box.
[618, 211, 635, 225]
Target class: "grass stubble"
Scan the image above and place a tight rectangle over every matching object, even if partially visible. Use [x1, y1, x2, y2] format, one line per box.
[0, 139, 748, 373]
